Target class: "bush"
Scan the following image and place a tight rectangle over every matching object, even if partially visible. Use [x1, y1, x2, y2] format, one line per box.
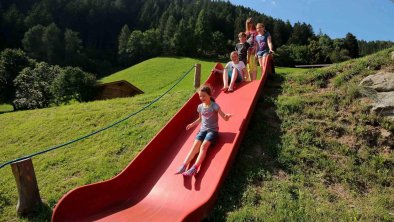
[51, 67, 96, 104]
[13, 62, 60, 110]
[0, 48, 33, 104]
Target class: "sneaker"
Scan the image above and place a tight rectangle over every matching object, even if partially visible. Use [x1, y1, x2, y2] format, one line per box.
[175, 164, 186, 174]
[182, 165, 197, 176]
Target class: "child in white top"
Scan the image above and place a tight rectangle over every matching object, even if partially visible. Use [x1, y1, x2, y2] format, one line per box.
[222, 51, 247, 92]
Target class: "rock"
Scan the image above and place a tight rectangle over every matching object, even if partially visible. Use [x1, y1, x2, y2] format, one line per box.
[360, 71, 394, 92]
[371, 91, 394, 117]
[391, 51, 394, 60]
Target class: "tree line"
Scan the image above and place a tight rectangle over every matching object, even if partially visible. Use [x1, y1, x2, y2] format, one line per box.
[2, 0, 393, 72]
[1, 0, 393, 110]
[0, 48, 96, 110]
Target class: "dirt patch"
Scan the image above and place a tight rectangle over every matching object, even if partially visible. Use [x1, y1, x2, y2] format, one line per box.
[337, 135, 358, 149]
[329, 183, 353, 202]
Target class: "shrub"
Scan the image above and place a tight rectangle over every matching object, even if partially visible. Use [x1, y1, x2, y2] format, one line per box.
[13, 62, 60, 110]
[51, 67, 96, 104]
[0, 48, 33, 104]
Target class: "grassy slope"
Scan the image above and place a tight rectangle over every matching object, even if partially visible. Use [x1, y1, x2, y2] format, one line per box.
[0, 54, 295, 222]
[0, 57, 217, 221]
[2, 49, 392, 221]
[0, 104, 13, 113]
[210, 48, 394, 221]
[100, 57, 218, 94]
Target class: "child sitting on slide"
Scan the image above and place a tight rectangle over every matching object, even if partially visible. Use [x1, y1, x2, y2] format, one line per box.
[175, 85, 232, 176]
[222, 51, 248, 92]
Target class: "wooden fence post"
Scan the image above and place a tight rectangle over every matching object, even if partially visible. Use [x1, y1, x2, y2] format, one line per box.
[194, 64, 201, 89]
[11, 158, 42, 216]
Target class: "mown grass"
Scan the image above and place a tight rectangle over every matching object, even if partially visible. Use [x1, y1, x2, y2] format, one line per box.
[0, 104, 13, 113]
[0, 57, 217, 221]
[3, 49, 392, 221]
[209, 48, 394, 221]
[100, 57, 218, 94]
[0, 55, 297, 221]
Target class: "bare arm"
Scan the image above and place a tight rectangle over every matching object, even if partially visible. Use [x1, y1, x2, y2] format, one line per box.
[212, 68, 223, 74]
[218, 108, 232, 121]
[268, 35, 274, 53]
[186, 113, 201, 130]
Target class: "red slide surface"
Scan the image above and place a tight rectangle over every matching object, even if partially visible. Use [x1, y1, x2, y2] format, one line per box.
[52, 61, 270, 222]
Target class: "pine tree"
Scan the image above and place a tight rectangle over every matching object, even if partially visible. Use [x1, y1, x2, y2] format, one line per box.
[118, 25, 131, 54]
[344, 32, 359, 58]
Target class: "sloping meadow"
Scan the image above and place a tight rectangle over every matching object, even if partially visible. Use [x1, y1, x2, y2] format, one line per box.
[211, 48, 393, 221]
[0, 57, 215, 221]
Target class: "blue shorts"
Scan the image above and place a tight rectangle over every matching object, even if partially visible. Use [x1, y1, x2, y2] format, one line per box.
[195, 130, 218, 142]
[257, 50, 269, 58]
[227, 70, 243, 83]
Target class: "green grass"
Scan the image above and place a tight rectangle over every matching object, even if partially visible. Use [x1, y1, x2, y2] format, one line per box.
[100, 57, 218, 94]
[0, 104, 13, 113]
[209, 48, 394, 221]
[0, 57, 217, 221]
[2, 49, 393, 221]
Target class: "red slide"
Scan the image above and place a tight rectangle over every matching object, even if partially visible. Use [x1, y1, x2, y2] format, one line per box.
[52, 62, 270, 222]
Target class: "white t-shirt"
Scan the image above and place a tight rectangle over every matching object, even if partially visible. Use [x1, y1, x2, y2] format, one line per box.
[225, 61, 246, 73]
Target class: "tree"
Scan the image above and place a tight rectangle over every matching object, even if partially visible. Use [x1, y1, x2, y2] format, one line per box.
[163, 15, 177, 53]
[307, 40, 324, 64]
[141, 29, 162, 59]
[51, 67, 96, 104]
[126, 30, 144, 62]
[211, 31, 226, 55]
[22, 24, 46, 61]
[43, 23, 62, 64]
[171, 19, 189, 55]
[275, 45, 294, 67]
[23, 2, 52, 27]
[195, 9, 211, 53]
[1, 4, 26, 49]
[289, 44, 308, 64]
[330, 38, 351, 63]
[118, 24, 131, 65]
[344, 32, 359, 58]
[288, 22, 314, 45]
[118, 25, 130, 55]
[0, 49, 32, 104]
[13, 62, 60, 110]
[64, 29, 83, 66]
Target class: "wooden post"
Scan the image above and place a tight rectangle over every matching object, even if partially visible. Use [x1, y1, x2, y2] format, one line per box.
[11, 158, 42, 216]
[194, 64, 201, 89]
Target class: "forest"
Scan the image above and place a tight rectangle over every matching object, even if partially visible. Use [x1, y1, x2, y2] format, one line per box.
[1, 0, 393, 110]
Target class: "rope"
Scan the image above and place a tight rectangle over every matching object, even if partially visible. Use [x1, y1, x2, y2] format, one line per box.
[0, 65, 196, 169]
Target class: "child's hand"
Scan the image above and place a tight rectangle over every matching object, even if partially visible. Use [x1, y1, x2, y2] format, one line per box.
[186, 123, 193, 130]
[224, 114, 232, 121]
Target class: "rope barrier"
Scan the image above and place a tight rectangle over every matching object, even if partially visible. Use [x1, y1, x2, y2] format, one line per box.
[0, 65, 196, 169]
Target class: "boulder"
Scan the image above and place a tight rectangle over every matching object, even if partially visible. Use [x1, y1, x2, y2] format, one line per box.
[371, 91, 394, 117]
[361, 71, 394, 118]
[360, 71, 394, 92]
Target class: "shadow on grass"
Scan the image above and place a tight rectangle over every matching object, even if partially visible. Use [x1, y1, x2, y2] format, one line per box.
[18, 202, 52, 222]
[206, 74, 285, 221]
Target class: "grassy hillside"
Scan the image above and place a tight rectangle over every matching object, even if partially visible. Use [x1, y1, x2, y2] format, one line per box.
[1, 49, 392, 221]
[210, 48, 394, 221]
[0, 57, 217, 221]
[0, 104, 13, 113]
[100, 57, 218, 94]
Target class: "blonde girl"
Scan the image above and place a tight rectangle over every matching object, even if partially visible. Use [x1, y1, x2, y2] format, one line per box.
[245, 17, 258, 80]
[255, 23, 274, 77]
